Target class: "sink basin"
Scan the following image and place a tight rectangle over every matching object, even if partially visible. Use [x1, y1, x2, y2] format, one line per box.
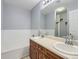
[54, 42, 78, 56]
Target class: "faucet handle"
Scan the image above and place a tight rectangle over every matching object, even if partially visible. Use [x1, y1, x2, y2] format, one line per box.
[69, 33, 73, 39]
[32, 34, 35, 37]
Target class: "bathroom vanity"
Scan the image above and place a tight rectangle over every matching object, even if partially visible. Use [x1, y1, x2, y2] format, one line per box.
[30, 40, 63, 59]
[29, 36, 78, 59]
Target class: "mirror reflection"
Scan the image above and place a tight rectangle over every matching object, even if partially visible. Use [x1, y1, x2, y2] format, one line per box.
[55, 8, 69, 37]
[40, 0, 78, 39]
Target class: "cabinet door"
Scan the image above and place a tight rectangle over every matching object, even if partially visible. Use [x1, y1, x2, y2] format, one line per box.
[46, 50, 63, 59]
[38, 51, 45, 59]
[45, 55, 50, 59]
[30, 46, 38, 59]
[38, 50, 49, 59]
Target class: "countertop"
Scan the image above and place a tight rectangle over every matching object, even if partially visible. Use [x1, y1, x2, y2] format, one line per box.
[30, 36, 78, 59]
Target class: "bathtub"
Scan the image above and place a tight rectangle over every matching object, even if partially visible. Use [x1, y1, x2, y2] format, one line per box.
[1, 30, 31, 59]
[1, 46, 29, 59]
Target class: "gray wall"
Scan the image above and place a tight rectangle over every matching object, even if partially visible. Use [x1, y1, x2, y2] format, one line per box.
[31, 2, 41, 29]
[31, 0, 55, 30]
[31, 1, 55, 30]
[2, 3, 31, 30]
[40, 13, 46, 29]
[31, 1, 47, 30]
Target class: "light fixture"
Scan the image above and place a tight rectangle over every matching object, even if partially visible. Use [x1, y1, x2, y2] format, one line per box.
[43, 0, 46, 5]
[56, 7, 66, 12]
[43, 0, 55, 5]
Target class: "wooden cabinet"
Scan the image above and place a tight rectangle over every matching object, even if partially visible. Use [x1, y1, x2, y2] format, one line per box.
[38, 50, 45, 59]
[30, 40, 64, 59]
[30, 46, 38, 59]
[30, 40, 38, 59]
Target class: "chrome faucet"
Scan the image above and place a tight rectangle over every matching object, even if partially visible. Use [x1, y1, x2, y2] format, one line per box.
[65, 36, 69, 44]
[65, 33, 73, 45]
[69, 33, 73, 45]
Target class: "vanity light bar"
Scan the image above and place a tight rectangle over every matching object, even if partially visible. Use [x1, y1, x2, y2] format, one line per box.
[43, 0, 55, 5]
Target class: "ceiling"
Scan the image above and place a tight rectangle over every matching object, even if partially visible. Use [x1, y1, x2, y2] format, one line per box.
[4, 0, 40, 10]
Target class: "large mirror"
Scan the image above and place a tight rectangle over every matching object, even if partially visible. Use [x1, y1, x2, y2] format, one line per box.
[40, 0, 78, 39]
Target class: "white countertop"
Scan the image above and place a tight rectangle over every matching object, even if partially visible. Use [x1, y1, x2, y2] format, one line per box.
[30, 36, 78, 59]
